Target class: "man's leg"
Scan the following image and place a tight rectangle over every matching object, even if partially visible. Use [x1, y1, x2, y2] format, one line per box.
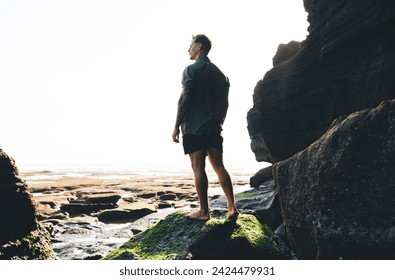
[188, 149, 210, 221]
[207, 147, 239, 220]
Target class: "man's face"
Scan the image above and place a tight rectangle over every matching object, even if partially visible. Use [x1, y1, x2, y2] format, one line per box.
[188, 41, 201, 60]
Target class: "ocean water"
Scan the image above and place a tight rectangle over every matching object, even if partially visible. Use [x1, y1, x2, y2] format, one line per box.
[18, 160, 270, 179]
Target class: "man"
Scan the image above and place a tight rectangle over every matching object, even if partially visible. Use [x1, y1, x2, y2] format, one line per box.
[172, 34, 239, 221]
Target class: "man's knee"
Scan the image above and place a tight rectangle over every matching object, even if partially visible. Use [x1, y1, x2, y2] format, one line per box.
[208, 148, 224, 170]
[191, 161, 205, 173]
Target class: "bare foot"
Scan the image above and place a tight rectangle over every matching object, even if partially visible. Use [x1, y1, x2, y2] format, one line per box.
[227, 209, 239, 221]
[187, 210, 210, 221]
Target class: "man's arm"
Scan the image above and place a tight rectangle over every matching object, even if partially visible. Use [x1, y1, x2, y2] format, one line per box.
[172, 87, 193, 143]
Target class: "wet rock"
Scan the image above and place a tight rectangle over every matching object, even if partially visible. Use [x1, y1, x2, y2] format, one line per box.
[66, 227, 91, 235]
[39, 201, 57, 209]
[274, 100, 395, 259]
[159, 193, 178, 201]
[95, 208, 156, 223]
[103, 211, 290, 260]
[185, 195, 198, 202]
[250, 166, 273, 188]
[128, 208, 177, 235]
[84, 194, 121, 204]
[51, 215, 132, 260]
[122, 195, 137, 203]
[157, 202, 173, 209]
[50, 213, 69, 220]
[138, 192, 156, 199]
[43, 219, 63, 226]
[60, 203, 117, 215]
[189, 202, 199, 208]
[210, 179, 282, 230]
[176, 193, 191, 200]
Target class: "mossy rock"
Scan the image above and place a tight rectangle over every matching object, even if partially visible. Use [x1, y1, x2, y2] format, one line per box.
[0, 223, 55, 260]
[102, 211, 290, 260]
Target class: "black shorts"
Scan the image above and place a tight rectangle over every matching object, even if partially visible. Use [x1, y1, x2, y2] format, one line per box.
[182, 134, 223, 155]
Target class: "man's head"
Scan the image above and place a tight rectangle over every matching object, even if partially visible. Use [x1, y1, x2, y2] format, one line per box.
[188, 34, 212, 60]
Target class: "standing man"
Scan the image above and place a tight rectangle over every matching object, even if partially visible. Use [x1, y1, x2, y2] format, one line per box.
[172, 34, 239, 221]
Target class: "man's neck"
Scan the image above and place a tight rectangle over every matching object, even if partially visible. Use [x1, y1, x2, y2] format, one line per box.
[195, 53, 207, 61]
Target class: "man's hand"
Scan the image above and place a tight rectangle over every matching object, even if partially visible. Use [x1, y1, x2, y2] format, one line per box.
[172, 126, 180, 143]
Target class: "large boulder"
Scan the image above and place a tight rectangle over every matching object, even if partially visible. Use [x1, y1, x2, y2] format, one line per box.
[103, 211, 290, 260]
[0, 149, 54, 259]
[273, 100, 395, 259]
[247, 0, 395, 163]
[250, 166, 273, 188]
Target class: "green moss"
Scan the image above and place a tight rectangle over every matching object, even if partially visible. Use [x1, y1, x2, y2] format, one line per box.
[22, 230, 55, 259]
[204, 218, 227, 227]
[104, 211, 196, 260]
[235, 190, 259, 199]
[229, 215, 283, 255]
[103, 211, 290, 260]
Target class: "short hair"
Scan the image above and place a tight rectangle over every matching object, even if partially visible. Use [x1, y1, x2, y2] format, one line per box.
[192, 34, 212, 55]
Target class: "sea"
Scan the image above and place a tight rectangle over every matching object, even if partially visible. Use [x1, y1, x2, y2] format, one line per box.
[17, 160, 270, 183]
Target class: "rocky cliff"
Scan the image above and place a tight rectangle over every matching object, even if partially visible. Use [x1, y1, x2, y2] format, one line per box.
[247, 0, 395, 163]
[0, 150, 54, 259]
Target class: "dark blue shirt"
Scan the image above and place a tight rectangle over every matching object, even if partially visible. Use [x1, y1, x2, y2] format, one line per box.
[180, 56, 230, 136]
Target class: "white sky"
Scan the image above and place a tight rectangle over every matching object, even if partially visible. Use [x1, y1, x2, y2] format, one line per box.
[0, 0, 308, 171]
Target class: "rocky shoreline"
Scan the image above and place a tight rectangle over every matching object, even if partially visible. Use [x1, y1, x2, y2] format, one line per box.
[23, 168, 259, 260]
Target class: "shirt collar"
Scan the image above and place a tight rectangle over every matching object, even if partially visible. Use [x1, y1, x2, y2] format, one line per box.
[197, 56, 210, 63]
